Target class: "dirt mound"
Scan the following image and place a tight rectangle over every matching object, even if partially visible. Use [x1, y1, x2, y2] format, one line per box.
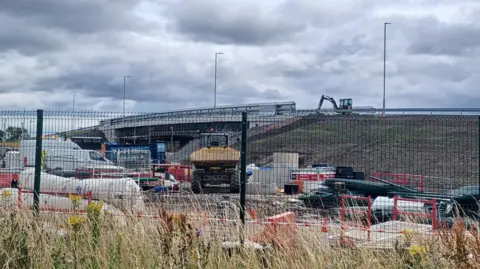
[246, 114, 479, 190]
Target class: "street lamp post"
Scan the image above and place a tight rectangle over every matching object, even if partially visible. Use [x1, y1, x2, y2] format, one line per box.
[72, 93, 76, 130]
[123, 76, 130, 120]
[170, 126, 174, 153]
[383, 22, 391, 116]
[214, 52, 223, 109]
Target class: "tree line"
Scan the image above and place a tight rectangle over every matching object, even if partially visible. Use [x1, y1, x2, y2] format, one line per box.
[0, 127, 31, 142]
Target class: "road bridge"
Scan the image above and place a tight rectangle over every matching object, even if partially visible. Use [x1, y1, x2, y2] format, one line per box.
[58, 102, 480, 152]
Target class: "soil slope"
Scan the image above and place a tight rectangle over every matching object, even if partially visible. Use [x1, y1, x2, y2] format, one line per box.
[246, 114, 479, 191]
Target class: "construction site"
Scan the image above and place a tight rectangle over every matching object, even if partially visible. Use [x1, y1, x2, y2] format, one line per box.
[0, 99, 478, 249]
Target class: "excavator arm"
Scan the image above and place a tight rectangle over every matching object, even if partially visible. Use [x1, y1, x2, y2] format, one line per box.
[317, 95, 339, 110]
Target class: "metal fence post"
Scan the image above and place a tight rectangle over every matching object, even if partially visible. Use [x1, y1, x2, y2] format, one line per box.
[240, 112, 248, 226]
[33, 109, 44, 217]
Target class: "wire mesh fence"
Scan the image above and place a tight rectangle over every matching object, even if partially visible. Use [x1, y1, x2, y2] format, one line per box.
[0, 109, 478, 249]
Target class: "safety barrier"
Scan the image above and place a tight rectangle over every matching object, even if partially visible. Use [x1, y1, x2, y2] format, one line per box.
[393, 195, 437, 230]
[248, 212, 297, 249]
[372, 171, 425, 191]
[340, 194, 372, 242]
[0, 172, 19, 188]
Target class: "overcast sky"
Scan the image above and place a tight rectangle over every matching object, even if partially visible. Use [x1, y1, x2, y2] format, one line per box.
[0, 0, 479, 113]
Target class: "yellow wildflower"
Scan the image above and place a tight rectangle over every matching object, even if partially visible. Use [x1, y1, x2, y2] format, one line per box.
[68, 215, 86, 227]
[408, 244, 428, 257]
[118, 232, 125, 239]
[2, 190, 12, 196]
[69, 194, 82, 202]
[87, 201, 104, 215]
[402, 229, 418, 241]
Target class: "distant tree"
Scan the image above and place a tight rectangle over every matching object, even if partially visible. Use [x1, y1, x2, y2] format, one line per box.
[5, 126, 30, 141]
[0, 130, 5, 142]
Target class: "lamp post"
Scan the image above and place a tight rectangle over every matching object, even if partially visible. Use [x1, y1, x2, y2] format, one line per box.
[214, 52, 223, 109]
[123, 76, 130, 120]
[72, 93, 76, 130]
[170, 126, 174, 153]
[383, 22, 391, 116]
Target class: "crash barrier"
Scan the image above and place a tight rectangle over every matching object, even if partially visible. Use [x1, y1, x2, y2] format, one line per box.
[17, 187, 93, 212]
[372, 171, 425, 191]
[393, 195, 437, 230]
[341, 194, 372, 242]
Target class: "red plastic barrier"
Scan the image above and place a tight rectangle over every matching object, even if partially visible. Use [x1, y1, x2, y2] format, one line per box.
[373, 171, 425, 191]
[341, 194, 372, 242]
[0, 173, 19, 188]
[393, 195, 437, 230]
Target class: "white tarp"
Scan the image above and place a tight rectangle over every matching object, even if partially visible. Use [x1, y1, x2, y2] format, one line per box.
[18, 168, 145, 212]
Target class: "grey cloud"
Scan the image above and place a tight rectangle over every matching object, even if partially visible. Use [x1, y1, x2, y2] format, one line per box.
[162, 0, 306, 45]
[0, 14, 64, 55]
[1, 0, 480, 112]
[0, 0, 146, 34]
[35, 54, 272, 107]
[406, 17, 480, 56]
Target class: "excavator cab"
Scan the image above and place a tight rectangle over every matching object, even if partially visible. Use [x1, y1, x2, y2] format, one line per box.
[339, 98, 353, 110]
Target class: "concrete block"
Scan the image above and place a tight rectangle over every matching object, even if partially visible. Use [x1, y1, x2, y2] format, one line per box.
[274, 167, 292, 179]
[273, 162, 299, 169]
[250, 170, 273, 183]
[275, 177, 291, 188]
[273, 153, 299, 165]
[246, 183, 277, 195]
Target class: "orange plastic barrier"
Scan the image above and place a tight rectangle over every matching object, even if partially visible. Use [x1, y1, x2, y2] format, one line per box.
[249, 211, 297, 249]
[292, 180, 304, 193]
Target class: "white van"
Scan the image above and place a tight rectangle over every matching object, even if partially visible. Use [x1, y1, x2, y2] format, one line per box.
[19, 139, 82, 167]
[19, 139, 122, 173]
[44, 149, 122, 173]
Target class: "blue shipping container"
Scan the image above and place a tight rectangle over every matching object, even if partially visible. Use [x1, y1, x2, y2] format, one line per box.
[104, 142, 166, 164]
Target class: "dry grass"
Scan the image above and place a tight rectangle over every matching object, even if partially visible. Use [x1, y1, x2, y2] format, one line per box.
[0, 196, 479, 269]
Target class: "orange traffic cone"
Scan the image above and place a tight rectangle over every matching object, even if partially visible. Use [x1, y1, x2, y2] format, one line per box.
[321, 217, 328, 233]
[249, 208, 257, 220]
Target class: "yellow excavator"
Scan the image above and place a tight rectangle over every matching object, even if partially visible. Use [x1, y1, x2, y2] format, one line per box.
[189, 132, 241, 193]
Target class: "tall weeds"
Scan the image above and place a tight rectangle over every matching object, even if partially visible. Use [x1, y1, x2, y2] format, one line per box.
[0, 204, 478, 268]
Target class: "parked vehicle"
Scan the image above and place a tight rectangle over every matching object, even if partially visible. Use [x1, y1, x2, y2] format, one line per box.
[19, 139, 82, 167]
[44, 149, 124, 174]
